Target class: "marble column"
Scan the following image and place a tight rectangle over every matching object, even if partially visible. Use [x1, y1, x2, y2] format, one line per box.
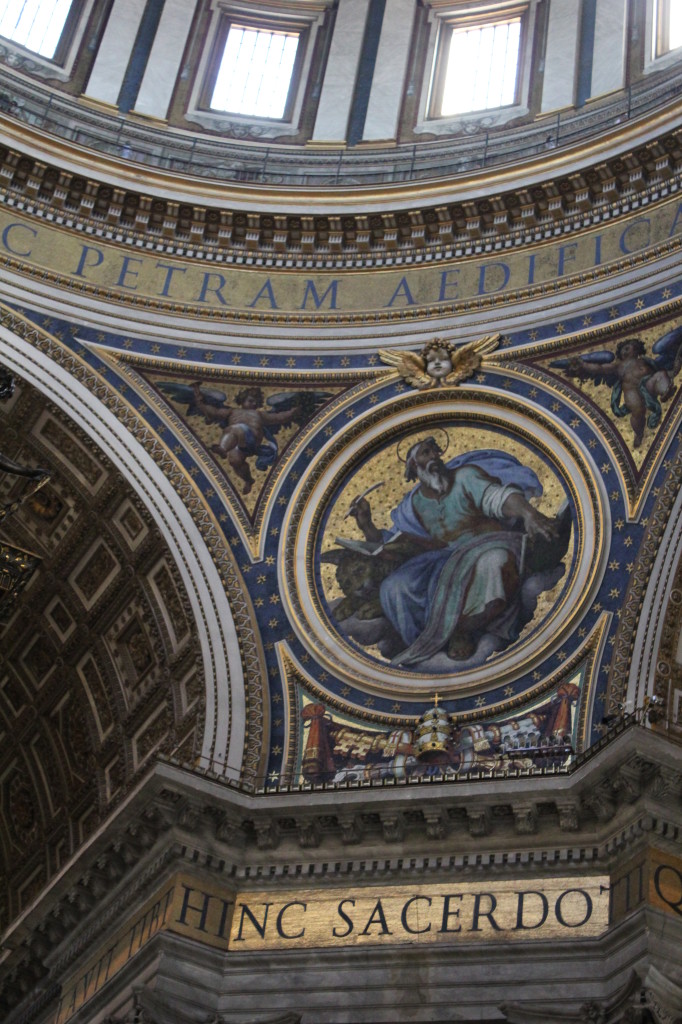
[83, 0, 145, 106]
[134, 0, 198, 119]
[362, 0, 414, 140]
[312, 0, 371, 142]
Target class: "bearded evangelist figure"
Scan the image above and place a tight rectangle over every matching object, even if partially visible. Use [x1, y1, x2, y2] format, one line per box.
[324, 437, 572, 669]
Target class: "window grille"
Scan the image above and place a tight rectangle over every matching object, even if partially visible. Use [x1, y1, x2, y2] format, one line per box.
[0, 0, 73, 58]
[437, 15, 521, 116]
[210, 24, 300, 119]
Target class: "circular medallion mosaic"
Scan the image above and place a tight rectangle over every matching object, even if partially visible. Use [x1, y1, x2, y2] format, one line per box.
[283, 394, 608, 697]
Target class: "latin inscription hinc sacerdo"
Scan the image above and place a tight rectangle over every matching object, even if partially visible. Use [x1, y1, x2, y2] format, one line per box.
[55, 855, 682, 1024]
[55, 875, 606, 1023]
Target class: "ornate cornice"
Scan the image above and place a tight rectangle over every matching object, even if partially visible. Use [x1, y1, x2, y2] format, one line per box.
[1, 126, 681, 270]
[0, 727, 680, 1022]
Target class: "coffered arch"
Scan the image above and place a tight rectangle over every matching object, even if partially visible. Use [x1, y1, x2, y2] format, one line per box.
[0, 318, 247, 784]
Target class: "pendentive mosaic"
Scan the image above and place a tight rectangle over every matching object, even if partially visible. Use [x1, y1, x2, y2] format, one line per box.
[3, 279, 682, 791]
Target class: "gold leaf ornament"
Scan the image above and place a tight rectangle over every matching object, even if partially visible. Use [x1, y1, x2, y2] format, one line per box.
[379, 333, 500, 389]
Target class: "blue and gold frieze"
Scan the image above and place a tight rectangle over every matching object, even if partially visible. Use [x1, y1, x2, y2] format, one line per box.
[3, 197, 682, 323]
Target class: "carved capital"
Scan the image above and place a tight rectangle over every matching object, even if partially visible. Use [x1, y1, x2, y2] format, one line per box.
[215, 814, 240, 844]
[44, 912, 66, 944]
[614, 765, 643, 803]
[424, 812, 446, 840]
[297, 820, 321, 849]
[29, 930, 50, 961]
[254, 821, 279, 851]
[651, 767, 682, 801]
[126, 820, 158, 850]
[513, 803, 538, 835]
[467, 807, 491, 837]
[556, 801, 581, 832]
[143, 805, 174, 832]
[337, 814, 364, 845]
[177, 805, 201, 832]
[96, 849, 126, 882]
[583, 782, 616, 823]
[381, 813, 405, 843]
[69, 883, 95, 914]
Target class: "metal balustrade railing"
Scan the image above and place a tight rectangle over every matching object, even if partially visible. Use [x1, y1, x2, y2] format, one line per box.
[161, 708, 649, 795]
[1, 65, 681, 188]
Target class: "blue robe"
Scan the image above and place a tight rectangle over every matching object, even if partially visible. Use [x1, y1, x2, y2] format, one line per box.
[379, 451, 542, 666]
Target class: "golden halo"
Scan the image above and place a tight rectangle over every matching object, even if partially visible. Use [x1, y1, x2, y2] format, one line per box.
[396, 427, 451, 464]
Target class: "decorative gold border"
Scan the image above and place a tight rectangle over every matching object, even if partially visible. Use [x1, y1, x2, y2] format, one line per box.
[607, 437, 682, 717]
[281, 386, 606, 700]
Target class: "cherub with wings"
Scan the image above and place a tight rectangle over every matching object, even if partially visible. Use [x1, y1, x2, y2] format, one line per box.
[158, 381, 331, 494]
[550, 325, 682, 448]
[379, 334, 500, 389]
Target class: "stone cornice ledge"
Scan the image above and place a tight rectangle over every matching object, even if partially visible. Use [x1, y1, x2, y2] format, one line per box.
[0, 724, 680, 1012]
[1, 128, 682, 271]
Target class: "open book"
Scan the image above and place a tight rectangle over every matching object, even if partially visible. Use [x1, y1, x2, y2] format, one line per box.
[333, 531, 403, 556]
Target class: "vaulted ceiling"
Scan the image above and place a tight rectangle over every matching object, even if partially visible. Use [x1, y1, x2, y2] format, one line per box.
[0, 377, 200, 932]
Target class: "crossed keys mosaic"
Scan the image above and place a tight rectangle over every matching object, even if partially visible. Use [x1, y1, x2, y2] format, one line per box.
[295, 680, 582, 785]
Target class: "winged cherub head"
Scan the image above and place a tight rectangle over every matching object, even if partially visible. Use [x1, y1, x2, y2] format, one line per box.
[421, 341, 457, 381]
[615, 338, 646, 360]
[378, 333, 499, 390]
